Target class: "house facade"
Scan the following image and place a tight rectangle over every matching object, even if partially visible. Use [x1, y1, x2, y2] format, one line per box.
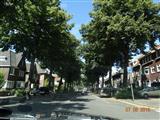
[0, 51, 26, 89]
[132, 46, 160, 87]
[139, 47, 160, 87]
[26, 62, 51, 88]
[36, 63, 49, 88]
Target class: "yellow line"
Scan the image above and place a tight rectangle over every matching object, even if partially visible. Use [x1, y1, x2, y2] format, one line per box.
[109, 98, 160, 111]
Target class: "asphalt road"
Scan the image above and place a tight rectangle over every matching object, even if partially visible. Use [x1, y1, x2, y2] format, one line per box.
[2, 93, 160, 120]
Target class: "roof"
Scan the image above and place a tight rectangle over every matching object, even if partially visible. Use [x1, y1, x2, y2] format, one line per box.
[132, 60, 140, 67]
[0, 50, 17, 67]
[35, 63, 46, 74]
[16, 52, 23, 66]
[137, 54, 145, 60]
[137, 45, 160, 60]
[26, 61, 47, 74]
[0, 51, 10, 66]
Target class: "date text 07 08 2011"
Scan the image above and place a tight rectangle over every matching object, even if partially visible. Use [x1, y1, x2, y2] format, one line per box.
[125, 107, 151, 112]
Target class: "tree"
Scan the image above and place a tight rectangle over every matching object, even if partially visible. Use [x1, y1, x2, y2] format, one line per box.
[0, 0, 73, 89]
[39, 33, 81, 92]
[81, 0, 160, 87]
[55, 35, 81, 92]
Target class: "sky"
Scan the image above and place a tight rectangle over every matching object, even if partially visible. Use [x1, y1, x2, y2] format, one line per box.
[61, 0, 160, 40]
[61, 0, 92, 39]
[60, 0, 159, 72]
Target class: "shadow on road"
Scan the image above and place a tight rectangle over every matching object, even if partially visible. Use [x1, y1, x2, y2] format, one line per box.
[4, 101, 88, 118]
[4, 92, 91, 117]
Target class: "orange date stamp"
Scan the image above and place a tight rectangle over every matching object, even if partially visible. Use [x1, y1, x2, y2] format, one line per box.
[125, 107, 151, 112]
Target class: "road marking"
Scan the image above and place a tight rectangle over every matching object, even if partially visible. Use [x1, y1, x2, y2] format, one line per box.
[109, 98, 160, 112]
[0, 103, 25, 108]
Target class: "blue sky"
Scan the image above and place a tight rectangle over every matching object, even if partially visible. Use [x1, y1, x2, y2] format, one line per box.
[61, 0, 160, 39]
[61, 0, 92, 39]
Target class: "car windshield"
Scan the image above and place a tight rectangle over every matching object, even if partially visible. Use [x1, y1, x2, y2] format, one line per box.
[0, 0, 160, 120]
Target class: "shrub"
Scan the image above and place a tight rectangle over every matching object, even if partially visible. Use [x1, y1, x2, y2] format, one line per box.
[14, 89, 25, 97]
[0, 90, 10, 96]
[0, 72, 4, 86]
[114, 88, 141, 99]
[10, 89, 16, 96]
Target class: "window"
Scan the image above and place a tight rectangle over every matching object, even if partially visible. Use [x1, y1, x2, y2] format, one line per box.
[150, 66, 156, 74]
[147, 56, 149, 61]
[16, 81, 21, 88]
[19, 70, 24, 77]
[10, 68, 15, 75]
[7, 81, 14, 88]
[145, 57, 147, 63]
[156, 50, 160, 57]
[157, 64, 160, 72]
[0, 56, 7, 62]
[144, 67, 149, 75]
[141, 59, 145, 64]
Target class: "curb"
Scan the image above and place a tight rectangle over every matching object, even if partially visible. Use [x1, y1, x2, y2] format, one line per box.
[109, 98, 160, 110]
[0, 96, 26, 105]
[92, 93, 160, 110]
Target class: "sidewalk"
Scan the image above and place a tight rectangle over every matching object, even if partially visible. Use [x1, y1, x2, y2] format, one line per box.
[95, 92, 160, 110]
[123, 98, 160, 109]
[0, 95, 16, 99]
[109, 97, 160, 111]
[0, 95, 25, 105]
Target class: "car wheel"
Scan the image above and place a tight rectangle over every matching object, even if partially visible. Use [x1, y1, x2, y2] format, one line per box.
[144, 94, 149, 99]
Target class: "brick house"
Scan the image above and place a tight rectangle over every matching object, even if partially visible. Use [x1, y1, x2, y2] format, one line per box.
[140, 46, 160, 86]
[25, 62, 50, 88]
[35, 63, 49, 88]
[0, 51, 26, 89]
[132, 46, 160, 87]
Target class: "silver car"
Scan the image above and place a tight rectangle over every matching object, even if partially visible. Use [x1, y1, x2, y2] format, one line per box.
[139, 87, 160, 98]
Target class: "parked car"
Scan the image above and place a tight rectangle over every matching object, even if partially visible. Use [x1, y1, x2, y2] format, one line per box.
[31, 87, 53, 96]
[138, 87, 160, 98]
[100, 86, 118, 97]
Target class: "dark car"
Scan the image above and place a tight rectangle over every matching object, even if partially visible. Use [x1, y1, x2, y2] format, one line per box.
[100, 86, 118, 97]
[31, 87, 53, 96]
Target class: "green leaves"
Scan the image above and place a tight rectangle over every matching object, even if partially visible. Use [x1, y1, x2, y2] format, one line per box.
[0, 0, 81, 85]
[81, 0, 160, 86]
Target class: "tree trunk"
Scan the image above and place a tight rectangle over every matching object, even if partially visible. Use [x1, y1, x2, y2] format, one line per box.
[57, 77, 63, 91]
[123, 63, 128, 87]
[101, 76, 105, 89]
[28, 55, 35, 90]
[63, 82, 67, 93]
[67, 82, 69, 92]
[48, 69, 54, 91]
[123, 51, 129, 87]
[109, 66, 112, 87]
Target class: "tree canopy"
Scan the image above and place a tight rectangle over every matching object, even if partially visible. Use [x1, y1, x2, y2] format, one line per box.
[0, 0, 81, 90]
[81, 0, 160, 87]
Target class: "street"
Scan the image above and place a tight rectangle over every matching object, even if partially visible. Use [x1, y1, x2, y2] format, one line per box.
[1, 93, 160, 120]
